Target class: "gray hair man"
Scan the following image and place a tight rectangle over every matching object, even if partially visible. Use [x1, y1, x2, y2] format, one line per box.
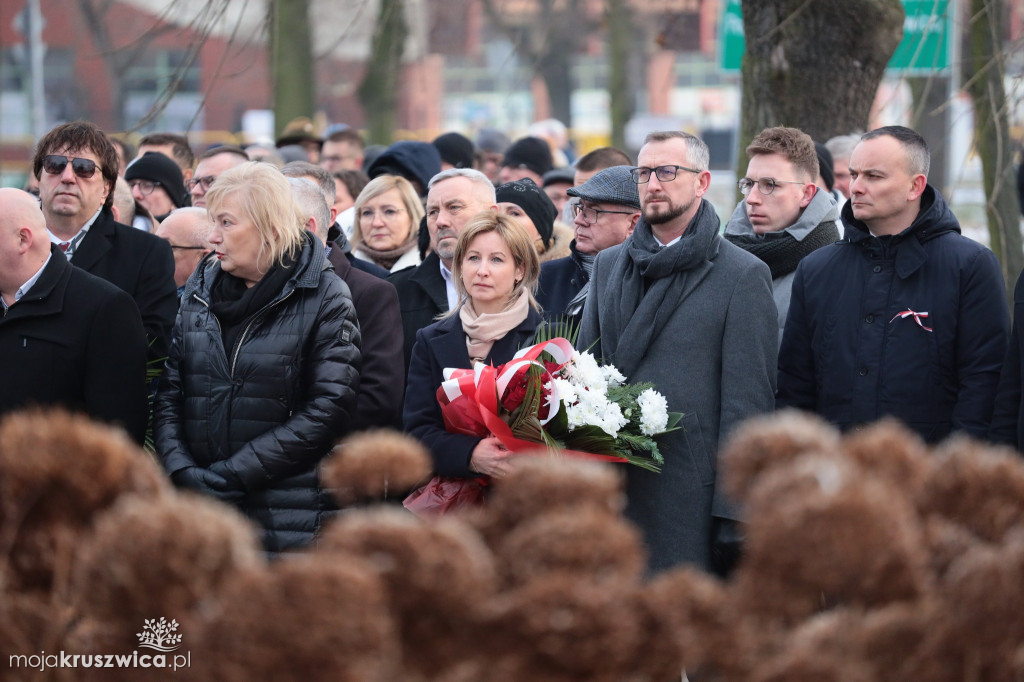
[154, 207, 212, 294]
[536, 165, 640, 323]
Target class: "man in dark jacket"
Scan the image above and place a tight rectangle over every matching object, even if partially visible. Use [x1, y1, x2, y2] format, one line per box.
[0, 188, 148, 444]
[778, 126, 1009, 443]
[388, 168, 497, 369]
[285, 172, 405, 429]
[536, 165, 639, 325]
[33, 121, 178, 364]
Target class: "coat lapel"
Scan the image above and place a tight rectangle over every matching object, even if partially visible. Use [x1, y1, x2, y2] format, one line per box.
[66, 211, 115, 272]
[411, 253, 450, 312]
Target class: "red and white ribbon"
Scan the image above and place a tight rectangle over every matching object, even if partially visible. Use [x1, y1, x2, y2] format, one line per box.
[889, 309, 932, 332]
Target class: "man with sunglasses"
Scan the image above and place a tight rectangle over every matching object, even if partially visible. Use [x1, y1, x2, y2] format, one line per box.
[778, 126, 1008, 443]
[33, 121, 177, 365]
[535, 165, 640, 324]
[723, 127, 841, 345]
[578, 131, 777, 576]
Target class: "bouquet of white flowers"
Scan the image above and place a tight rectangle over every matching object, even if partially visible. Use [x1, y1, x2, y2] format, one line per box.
[437, 338, 681, 472]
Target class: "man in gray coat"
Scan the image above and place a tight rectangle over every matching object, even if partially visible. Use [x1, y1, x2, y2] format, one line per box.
[723, 126, 840, 345]
[579, 131, 777, 574]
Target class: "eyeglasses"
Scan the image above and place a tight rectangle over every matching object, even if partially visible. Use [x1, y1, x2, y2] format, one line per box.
[187, 175, 216, 193]
[630, 164, 701, 184]
[128, 179, 159, 196]
[169, 244, 206, 251]
[359, 207, 407, 222]
[571, 203, 635, 223]
[42, 155, 100, 179]
[737, 177, 807, 196]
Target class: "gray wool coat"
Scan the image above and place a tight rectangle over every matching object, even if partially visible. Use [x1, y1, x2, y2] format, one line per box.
[579, 200, 777, 573]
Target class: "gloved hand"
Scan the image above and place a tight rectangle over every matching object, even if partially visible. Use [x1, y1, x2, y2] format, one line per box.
[170, 466, 244, 503]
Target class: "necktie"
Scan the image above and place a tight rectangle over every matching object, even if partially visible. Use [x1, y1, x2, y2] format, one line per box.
[59, 242, 70, 253]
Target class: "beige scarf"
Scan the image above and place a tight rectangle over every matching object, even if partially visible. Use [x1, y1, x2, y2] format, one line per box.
[459, 288, 530, 363]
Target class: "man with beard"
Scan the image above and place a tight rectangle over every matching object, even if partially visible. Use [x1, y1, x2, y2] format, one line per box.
[389, 168, 497, 369]
[578, 131, 777, 575]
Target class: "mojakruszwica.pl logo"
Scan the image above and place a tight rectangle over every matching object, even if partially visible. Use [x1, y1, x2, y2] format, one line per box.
[8, 617, 191, 672]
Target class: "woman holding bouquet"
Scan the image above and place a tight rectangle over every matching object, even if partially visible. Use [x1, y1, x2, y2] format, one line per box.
[403, 212, 542, 479]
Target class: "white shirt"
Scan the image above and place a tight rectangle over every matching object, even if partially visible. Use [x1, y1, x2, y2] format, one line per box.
[48, 207, 103, 260]
[440, 259, 458, 311]
[1, 253, 51, 313]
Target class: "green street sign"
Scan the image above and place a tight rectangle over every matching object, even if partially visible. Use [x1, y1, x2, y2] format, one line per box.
[719, 0, 951, 74]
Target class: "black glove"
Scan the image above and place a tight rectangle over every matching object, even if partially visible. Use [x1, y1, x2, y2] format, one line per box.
[171, 466, 244, 503]
[708, 516, 745, 579]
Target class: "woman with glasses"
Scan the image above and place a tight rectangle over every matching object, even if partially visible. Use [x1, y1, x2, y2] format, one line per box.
[350, 175, 425, 273]
[154, 162, 361, 553]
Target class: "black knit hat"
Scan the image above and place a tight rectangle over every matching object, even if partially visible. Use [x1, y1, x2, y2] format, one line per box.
[124, 152, 188, 208]
[815, 142, 835, 193]
[495, 177, 557, 247]
[432, 132, 475, 169]
[501, 136, 553, 178]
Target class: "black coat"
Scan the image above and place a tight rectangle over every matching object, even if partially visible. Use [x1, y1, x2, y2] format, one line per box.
[154, 235, 361, 552]
[69, 208, 178, 363]
[536, 249, 589, 325]
[778, 186, 1009, 442]
[0, 246, 148, 444]
[990, 268, 1024, 449]
[388, 251, 450, 371]
[403, 309, 543, 477]
[327, 242, 405, 427]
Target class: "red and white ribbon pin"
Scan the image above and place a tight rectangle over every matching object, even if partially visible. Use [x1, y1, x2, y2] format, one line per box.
[889, 309, 932, 332]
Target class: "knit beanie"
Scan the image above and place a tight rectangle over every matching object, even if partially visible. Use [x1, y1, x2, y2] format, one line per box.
[124, 152, 188, 208]
[495, 177, 557, 247]
[815, 142, 835, 193]
[432, 132, 475, 169]
[501, 136, 553, 177]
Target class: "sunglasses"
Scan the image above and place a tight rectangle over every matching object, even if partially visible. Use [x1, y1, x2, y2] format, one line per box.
[42, 155, 101, 179]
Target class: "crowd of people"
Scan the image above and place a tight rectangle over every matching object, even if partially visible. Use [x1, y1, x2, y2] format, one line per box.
[3, 118, 1024, 575]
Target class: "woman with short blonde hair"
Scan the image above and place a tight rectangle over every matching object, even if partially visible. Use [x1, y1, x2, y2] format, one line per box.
[351, 175, 425, 272]
[155, 161, 361, 553]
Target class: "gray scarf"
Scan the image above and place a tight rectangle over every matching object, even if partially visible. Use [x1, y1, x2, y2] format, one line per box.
[597, 199, 720, 377]
[565, 243, 596, 317]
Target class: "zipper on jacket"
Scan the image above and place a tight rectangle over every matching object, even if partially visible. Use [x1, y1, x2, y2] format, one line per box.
[229, 290, 295, 376]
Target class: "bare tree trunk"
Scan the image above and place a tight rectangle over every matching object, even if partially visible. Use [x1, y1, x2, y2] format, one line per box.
[358, 0, 407, 145]
[270, 0, 316, 138]
[963, 0, 1024, 306]
[606, 0, 634, 151]
[739, 0, 904, 174]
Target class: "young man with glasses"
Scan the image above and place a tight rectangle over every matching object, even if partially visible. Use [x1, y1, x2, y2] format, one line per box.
[536, 165, 639, 323]
[578, 130, 777, 576]
[779, 126, 1009, 444]
[32, 121, 177, 365]
[723, 126, 841, 345]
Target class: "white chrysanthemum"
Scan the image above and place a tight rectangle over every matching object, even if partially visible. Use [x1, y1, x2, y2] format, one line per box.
[597, 401, 628, 437]
[637, 388, 670, 436]
[552, 377, 578, 407]
[601, 362, 626, 387]
[567, 351, 608, 394]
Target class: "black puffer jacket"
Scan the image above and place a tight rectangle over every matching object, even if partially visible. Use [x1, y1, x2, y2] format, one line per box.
[154, 233, 361, 552]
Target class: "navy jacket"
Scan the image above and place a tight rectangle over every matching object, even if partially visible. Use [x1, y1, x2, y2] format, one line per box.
[778, 186, 1009, 442]
[536, 246, 589, 323]
[990, 268, 1024, 449]
[403, 308, 542, 477]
